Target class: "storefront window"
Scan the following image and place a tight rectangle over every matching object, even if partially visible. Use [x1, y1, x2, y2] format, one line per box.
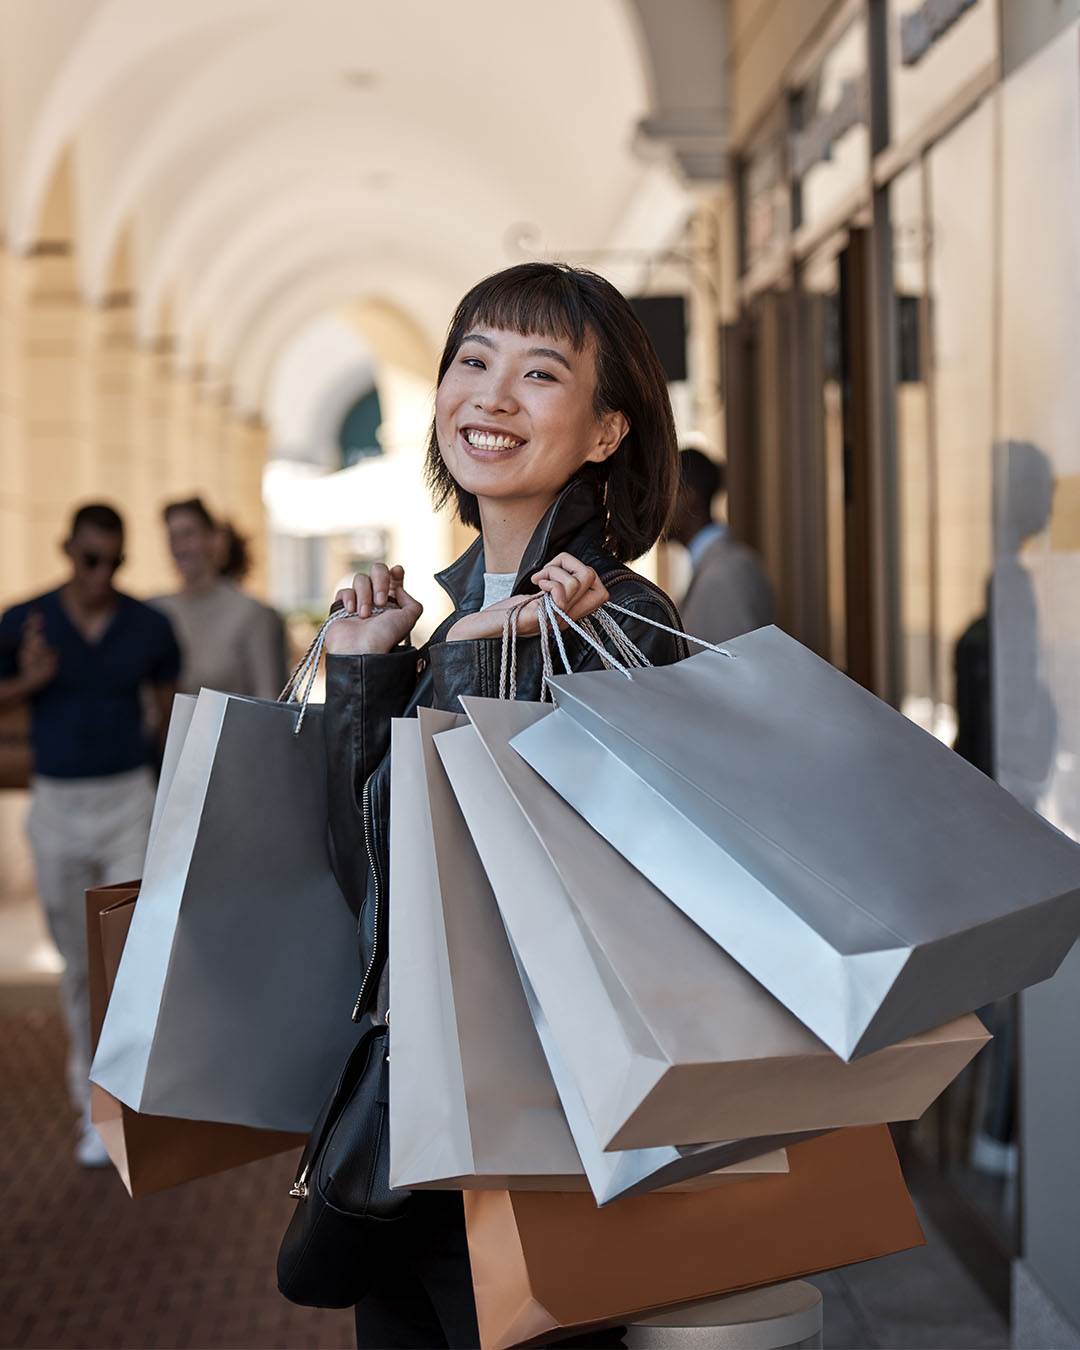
[891, 101, 994, 744]
[891, 97, 1014, 1259]
[791, 13, 870, 232]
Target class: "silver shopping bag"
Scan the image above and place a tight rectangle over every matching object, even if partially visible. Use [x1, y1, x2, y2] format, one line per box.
[441, 699, 986, 1151]
[391, 711, 786, 1204]
[90, 688, 360, 1131]
[512, 623, 1080, 1061]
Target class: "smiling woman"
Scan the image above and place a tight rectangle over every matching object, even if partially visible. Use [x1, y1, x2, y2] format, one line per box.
[305, 262, 688, 1350]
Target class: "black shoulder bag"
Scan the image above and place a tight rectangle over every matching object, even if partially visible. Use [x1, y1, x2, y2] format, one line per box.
[276, 1013, 409, 1308]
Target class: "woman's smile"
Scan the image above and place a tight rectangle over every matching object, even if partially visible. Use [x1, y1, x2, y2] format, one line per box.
[459, 424, 528, 461]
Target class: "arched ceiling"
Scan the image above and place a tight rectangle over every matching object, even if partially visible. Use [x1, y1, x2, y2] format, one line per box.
[1, 0, 720, 417]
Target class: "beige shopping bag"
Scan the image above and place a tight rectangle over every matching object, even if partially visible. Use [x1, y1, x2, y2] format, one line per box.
[388, 711, 789, 1204]
[441, 697, 989, 1152]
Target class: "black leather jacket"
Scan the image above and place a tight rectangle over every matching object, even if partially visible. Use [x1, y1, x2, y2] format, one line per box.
[323, 479, 689, 1021]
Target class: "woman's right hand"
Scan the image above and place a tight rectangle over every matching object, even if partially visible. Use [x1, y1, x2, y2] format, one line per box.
[324, 564, 423, 656]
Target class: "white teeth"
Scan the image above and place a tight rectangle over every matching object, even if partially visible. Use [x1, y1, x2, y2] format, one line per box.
[465, 429, 522, 450]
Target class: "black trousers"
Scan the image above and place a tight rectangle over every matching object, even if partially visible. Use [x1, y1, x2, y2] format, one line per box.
[353, 1191, 625, 1349]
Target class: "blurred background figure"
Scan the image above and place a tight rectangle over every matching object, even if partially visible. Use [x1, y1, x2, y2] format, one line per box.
[154, 498, 288, 701]
[0, 504, 180, 1167]
[667, 448, 774, 643]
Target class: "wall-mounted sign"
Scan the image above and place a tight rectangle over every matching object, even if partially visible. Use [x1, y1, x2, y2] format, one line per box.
[887, 0, 996, 148]
[791, 76, 870, 179]
[901, 0, 979, 67]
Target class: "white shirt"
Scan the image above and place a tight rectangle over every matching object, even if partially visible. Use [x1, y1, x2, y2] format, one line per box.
[481, 572, 517, 609]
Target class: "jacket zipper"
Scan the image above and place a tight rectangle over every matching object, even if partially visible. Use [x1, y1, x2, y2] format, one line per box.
[351, 771, 383, 1021]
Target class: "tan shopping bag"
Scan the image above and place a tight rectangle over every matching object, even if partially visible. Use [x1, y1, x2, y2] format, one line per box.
[443, 698, 988, 1151]
[464, 1125, 924, 1349]
[86, 882, 304, 1196]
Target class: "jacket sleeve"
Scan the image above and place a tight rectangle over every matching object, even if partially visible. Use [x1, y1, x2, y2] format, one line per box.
[323, 648, 419, 916]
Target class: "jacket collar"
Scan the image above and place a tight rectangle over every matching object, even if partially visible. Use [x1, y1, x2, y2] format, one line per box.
[434, 478, 605, 613]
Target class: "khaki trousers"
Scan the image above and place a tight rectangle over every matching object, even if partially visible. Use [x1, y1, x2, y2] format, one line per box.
[27, 767, 155, 1112]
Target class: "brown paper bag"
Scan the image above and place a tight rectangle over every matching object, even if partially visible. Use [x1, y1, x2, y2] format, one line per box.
[464, 1125, 923, 1349]
[0, 702, 31, 790]
[86, 882, 305, 1195]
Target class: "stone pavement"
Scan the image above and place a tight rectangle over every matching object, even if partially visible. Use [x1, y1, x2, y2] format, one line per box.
[0, 1000, 1010, 1350]
[0, 1006, 352, 1350]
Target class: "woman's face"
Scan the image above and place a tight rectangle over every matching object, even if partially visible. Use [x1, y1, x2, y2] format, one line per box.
[434, 326, 627, 512]
[167, 510, 216, 583]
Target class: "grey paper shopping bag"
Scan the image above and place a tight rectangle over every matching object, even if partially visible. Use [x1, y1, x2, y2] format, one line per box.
[91, 689, 360, 1131]
[442, 700, 986, 1150]
[392, 712, 785, 1204]
[388, 710, 580, 1192]
[145, 693, 196, 861]
[512, 624, 1080, 1060]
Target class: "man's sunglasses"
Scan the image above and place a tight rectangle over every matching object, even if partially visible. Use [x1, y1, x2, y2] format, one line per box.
[77, 550, 124, 573]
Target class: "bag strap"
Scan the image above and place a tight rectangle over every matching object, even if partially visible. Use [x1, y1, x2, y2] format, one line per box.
[279, 609, 355, 735]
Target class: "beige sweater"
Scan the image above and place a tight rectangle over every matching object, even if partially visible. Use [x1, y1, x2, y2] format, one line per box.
[679, 535, 775, 646]
[151, 582, 287, 701]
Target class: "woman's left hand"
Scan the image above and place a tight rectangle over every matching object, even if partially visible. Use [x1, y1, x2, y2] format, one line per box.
[446, 553, 609, 642]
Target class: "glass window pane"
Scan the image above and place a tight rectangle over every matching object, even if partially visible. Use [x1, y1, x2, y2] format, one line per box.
[891, 161, 934, 730]
[927, 100, 995, 746]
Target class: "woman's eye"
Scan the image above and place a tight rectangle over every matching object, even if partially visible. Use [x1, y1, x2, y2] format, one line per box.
[526, 369, 556, 381]
[461, 357, 486, 369]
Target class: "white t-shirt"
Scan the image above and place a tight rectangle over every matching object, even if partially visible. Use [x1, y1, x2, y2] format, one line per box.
[481, 572, 517, 610]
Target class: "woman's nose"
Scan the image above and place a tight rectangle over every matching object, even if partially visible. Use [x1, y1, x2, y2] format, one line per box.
[475, 373, 519, 415]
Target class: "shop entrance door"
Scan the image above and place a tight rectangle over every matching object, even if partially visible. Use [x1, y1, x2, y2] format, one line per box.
[798, 230, 875, 688]
[725, 230, 876, 685]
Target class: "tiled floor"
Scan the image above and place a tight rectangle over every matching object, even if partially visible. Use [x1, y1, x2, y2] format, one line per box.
[810, 1228, 1009, 1349]
[0, 987, 1010, 1350]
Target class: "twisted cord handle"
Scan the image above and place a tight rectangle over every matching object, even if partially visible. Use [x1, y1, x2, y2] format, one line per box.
[279, 609, 356, 735]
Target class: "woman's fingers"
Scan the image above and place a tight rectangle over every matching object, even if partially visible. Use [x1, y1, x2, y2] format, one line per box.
[370, 562, 393, 607]
[532, 555, 607, 622]
[395, 585, 423, 624]
[351, 572, 375, 617]
[535, 564, 579, 612]
[332, 565, 409, 618]
[570, 570, 608, 620]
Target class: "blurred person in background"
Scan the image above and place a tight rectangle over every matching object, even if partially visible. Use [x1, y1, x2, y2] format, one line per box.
[0, 503, 180, 1167]
[153, 497, 287, 700]
[667, 447, 774, 643]
[216, 516, 290, 682]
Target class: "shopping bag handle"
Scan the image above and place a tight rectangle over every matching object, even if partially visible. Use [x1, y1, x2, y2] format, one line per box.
[535, 594, 734, 689]
[279, 609, 357, 735]
[497, 594, 733, 701]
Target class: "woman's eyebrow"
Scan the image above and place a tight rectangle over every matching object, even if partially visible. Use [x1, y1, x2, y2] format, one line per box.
[461, 332, 495, 348]
[526, 345, 573, 371]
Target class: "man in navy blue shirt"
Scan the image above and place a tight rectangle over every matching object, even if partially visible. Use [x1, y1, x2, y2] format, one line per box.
[0, 503, 180, 1166]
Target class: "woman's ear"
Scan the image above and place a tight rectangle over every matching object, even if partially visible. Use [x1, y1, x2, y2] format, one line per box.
[586, 410, 630, 465]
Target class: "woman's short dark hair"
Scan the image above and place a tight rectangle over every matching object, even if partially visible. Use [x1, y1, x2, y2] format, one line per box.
[425, 263, 679, 561]
[163, 497, 215, 531]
